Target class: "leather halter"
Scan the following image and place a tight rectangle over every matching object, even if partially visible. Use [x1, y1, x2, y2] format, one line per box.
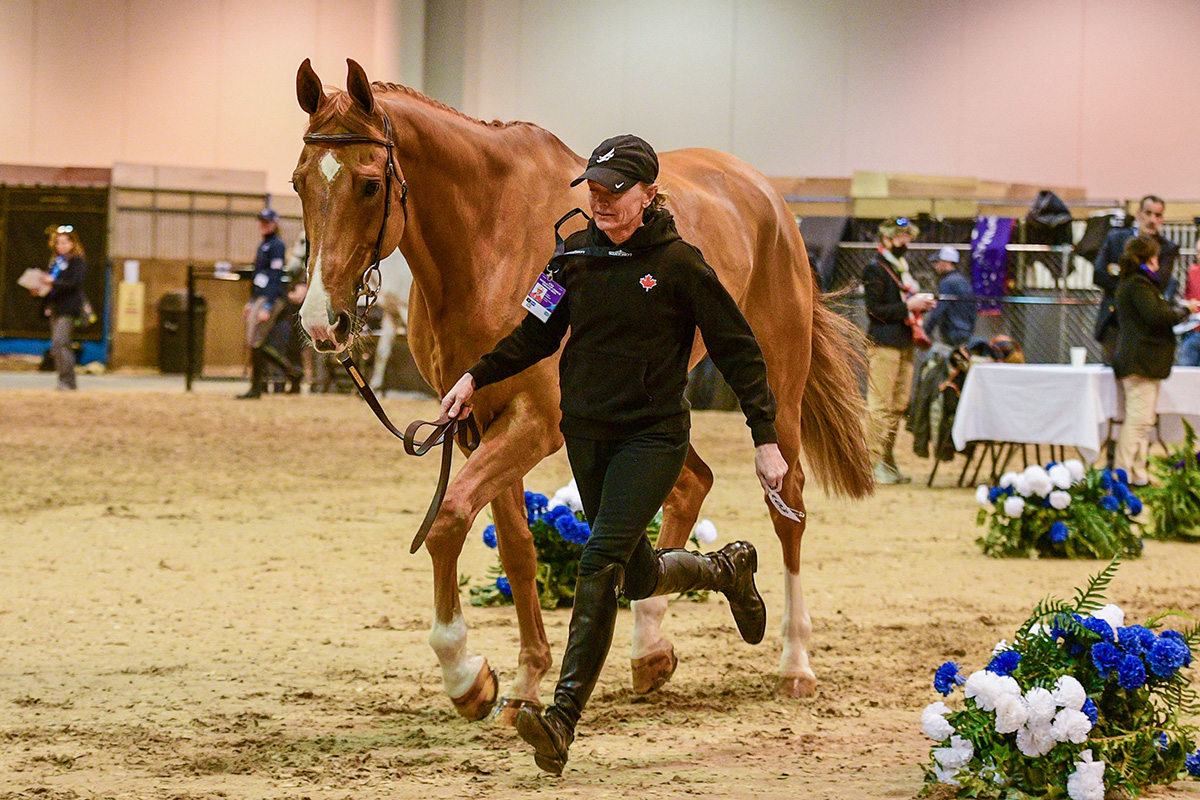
[302, 113, 408, 317]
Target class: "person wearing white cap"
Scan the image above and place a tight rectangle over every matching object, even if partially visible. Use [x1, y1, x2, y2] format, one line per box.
[922, 245, 976, 347]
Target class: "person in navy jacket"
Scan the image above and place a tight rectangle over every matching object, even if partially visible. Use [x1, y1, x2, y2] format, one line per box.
[238, 208, 300, 397]
[923, 245, 976, 346]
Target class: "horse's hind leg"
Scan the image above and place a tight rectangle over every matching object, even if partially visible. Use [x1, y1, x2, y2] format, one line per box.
[630, 444, 712, 693]
[490, 482, 553, 724]
[771, 429, 816, 698]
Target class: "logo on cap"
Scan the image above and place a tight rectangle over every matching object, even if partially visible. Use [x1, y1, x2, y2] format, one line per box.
[639, 274, 657, 291]
[596, 148, 616, 163]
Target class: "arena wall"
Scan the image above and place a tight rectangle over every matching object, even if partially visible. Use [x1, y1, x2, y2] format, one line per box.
[2, 1, 1199, 200]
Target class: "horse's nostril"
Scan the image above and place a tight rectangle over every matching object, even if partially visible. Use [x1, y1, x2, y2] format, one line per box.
[312, 339, 336, 353]
[333, 312, 352, 340]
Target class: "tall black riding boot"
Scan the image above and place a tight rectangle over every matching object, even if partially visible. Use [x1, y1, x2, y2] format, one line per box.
[516, 563, 622, 776]
[236, 349, 267, 399]
[641, 542, 766, 645]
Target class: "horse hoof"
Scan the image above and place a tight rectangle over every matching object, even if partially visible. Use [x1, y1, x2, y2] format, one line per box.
[775, 673, 817, 699]
[450, 661, 499, 721]
[491, 696, 544, 727]
[631, 644, 677, 694]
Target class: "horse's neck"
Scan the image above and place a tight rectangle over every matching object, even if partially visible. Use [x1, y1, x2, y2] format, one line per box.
[382, 93, 574, 327]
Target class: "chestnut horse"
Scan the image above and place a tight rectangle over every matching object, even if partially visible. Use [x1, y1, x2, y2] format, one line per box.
[293, 59, 872, 722]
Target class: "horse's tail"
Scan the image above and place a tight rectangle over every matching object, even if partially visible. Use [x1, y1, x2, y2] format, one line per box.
[801, 286, 874, 499]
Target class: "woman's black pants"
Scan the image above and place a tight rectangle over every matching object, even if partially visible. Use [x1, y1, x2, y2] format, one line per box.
[565, 428, 689, 601]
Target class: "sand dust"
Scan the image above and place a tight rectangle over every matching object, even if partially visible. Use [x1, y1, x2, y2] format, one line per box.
[2, 389, 1198, 799]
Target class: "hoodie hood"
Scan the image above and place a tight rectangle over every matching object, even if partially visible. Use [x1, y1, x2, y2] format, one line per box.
[586, 207, 682, 252]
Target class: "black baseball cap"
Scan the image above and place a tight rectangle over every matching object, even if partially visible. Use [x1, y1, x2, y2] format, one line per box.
[257, 208, 279, 223]
[571, 134, 659, 193]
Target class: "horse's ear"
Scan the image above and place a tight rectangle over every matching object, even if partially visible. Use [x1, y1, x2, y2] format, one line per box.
[346, 58, 374, 116]
[297, 58, 325, 115]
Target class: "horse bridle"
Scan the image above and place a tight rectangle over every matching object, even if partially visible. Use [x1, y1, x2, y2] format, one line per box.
[304, 114, 479, 555]
[302, 113, 408, 317]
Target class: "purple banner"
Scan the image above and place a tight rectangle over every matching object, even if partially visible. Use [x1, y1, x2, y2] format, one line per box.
[970, 216, 1014, 315]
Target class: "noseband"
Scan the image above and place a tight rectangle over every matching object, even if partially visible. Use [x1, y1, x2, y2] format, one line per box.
[302, 113, 408, 317]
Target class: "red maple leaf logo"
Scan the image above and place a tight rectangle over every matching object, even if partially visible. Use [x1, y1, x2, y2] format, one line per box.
[639, 274, 657, 291]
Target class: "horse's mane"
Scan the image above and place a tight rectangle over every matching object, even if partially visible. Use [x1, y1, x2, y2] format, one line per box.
[369, 81, 534, 130]
[305, 80, 538, 136]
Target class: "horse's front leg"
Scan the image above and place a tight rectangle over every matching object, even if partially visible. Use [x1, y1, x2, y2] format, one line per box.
[422, 398, 561, 722]
[490, 481, 553, 724]
[630, 445, 712, 694]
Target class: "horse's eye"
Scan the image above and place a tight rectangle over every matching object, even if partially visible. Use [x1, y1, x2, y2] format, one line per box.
[289, 180, 299, 194]
[364, 180, 381, 198]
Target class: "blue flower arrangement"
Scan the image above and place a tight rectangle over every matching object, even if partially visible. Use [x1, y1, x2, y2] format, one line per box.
[974, 461, 1143, 559]
[921, 559, 1199, 799]
[1141, 420, 1200, 542]
[468, 484, 712, 609]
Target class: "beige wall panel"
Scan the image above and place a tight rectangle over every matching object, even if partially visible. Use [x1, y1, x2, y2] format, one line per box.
[841, 0, 968, 178]
[732, 0, 848, 179]
[217, 0, 317, 188]
[1078, 0, 1200, 199]
[316, 0, 379, 79]
[111, 210, 154, 259]
[956, 0, 1085, 191]
[110, 259, 250, 370]
[191, 216, 231, 262]
[8, 0, 1200, 203]
[122, 0, 222, 169]
[620, 0, 736, 153]
[154, 214, 192, 260]
[31, 0, 128, 166]
[461, 0, 520, 122]
[500, 1, 623, 160]
[0, 3, 35, 160]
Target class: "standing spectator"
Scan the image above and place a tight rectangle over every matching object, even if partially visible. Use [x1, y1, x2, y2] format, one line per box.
[1093, 196, 1180, 364]
[261, 273, 306, 393]
[1113, 236, 1199, 485]
[1176, 251, 1200, 367]
[238, 208, 299, 398]
[39, 226, 87, 391]
[922, 245, 976, 346]
[863, 217, 936, 484]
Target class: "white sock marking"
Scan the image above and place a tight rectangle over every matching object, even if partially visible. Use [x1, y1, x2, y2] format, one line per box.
[429, 613, 485, 698]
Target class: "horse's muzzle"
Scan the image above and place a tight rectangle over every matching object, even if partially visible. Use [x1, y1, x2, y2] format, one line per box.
[305, 311, 354, 353]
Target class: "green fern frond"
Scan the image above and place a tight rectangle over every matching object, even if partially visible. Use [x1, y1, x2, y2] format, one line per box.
[1070, 556, 1120, 613]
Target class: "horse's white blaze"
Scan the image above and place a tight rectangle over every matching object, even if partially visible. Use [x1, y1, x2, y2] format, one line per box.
[779, 569, 814, 678]
[429, 612, 485, 698]
[319, 151, 341, 184]
[299, 252, 332, 338]
[630, 596, 670, 659]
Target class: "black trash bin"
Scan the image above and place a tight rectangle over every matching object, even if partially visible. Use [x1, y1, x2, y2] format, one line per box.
[158, 292, 207, 374]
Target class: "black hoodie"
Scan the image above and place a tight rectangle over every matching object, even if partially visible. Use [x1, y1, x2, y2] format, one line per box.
[468, 208, 777, 445]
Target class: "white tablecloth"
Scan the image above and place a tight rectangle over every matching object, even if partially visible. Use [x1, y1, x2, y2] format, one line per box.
[951, 364, 1200, 463]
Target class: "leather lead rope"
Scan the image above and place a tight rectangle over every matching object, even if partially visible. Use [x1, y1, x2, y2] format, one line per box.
[338, 353, 480, 554]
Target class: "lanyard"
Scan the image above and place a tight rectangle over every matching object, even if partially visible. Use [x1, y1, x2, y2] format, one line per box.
[543, 208, 639, 278]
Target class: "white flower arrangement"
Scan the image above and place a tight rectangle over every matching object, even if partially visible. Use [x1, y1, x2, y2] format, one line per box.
[922, 561, 1199, 799]
[976, 464, 1143, 559]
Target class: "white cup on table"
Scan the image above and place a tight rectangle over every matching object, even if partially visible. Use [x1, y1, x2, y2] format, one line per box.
[1069, 347, 1087, 367]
